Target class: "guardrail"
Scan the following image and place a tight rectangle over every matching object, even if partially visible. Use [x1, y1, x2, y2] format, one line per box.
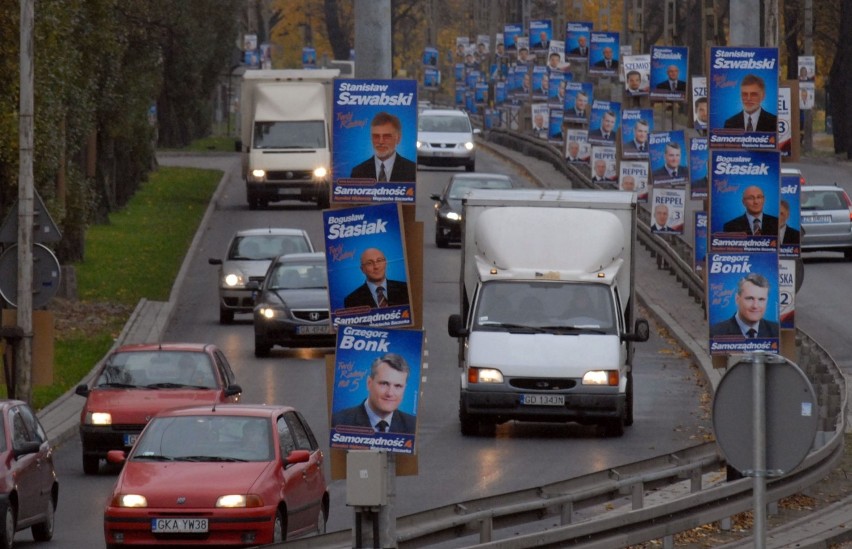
[276, 127, 845, 548]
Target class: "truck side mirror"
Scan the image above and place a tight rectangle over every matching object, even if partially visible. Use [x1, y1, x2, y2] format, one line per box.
[234, 139, 242, 153]
[448, 314, 468, 338]
[622, 318, 650, 342]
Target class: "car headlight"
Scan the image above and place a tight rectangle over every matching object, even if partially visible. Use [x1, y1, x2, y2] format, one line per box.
[445, 212, 461, 221]
[216, 494, 264, 508]
[468, 368, 503, 383]
[113, 494, 147, 508]
[463, 142, 475, 151]
[258, 306, 286, 320]
[416, 140, 423, 149]
[224, 273, 245, 288]
[86, 411, 112, 425]
[582, 370, 619, 386]
[313, 166, 328, 178]
[251, 169, 266, 179]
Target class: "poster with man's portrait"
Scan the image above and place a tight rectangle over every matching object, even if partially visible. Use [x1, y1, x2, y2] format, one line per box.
[694, 211, 707, 274]
[588, 100, 621, 145]
[530, 19, 553, 52]
[589, 31, 620, 76]
[621, 109, 653, 159]
[689, 137, 709, 199]
[619, 161, 649, 202]
[649, 46, 688, 103]
[779, 170, 801, 258]
[563, 81, 593, 124]
[650, 187, 686, 234]
[565, 129, 590, 163]
[503, 23, 522, 52]
[692, 76, 708, 130]
[622, 54, 651, 97]
[323, 202, 413, 328]
[330, 326, 424, 454]
[565, 21, 592, 61]
[649, 130, 688, 187]
[797, 55, 815, 82]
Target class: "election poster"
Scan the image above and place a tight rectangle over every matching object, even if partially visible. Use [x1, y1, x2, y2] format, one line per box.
[779, 259, 796, 330]
[423, 67, 440, 90]
[621, 109, 653, 159]
[515, 36, 531, 64]
[514, 63, 531, 99]
[503, 24, 522, 52]
[301, 47, 316, 68]
[689, 137, 709, 199]
[454, 85, 465, 107]
[532, 65, 549, 100]
[475, 35, 490, 60]
[778, 86, 793, 157]
[565, 129, 590, 163]
[329, 326, 423, 454]
[331, 79, 417, 205]
[454, 37, 470, 61]
[800, 81, 815, 110]
[565, 21, 592, 61]
[531, 102, 550, 139]
[588, 100, 620, 146]
[649, 130, 688, 187]
[589, 31, 620, 76]
[548, 108, 564, 143]
[590, 145, 618, 184]
[619, 161, 649, 202]
[694, 211, 708, 274]
[323, 202, 414, 329]
[708, 47, 779, 150]
[547, 41, 570, 74]
[564, 82, 593, 124]
[475, 82, 489, 106]
[707, 252, 780, 356]
[422, 47, 438, 67]
[650, 187, 686, 234]
[623, 54, 651, 97]
[649, 46, 688, 103]
[797, 55, 815, 82]
[709, 150, 780, 253]
[779, 170, 801, 258]
[692, 76, 708, 131]
[494, 81, 507, 105]
[530, 19, 553, 53]
[549, 71, 566, 105]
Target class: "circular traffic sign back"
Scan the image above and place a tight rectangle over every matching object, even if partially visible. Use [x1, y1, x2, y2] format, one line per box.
[0, 243, 62, 308]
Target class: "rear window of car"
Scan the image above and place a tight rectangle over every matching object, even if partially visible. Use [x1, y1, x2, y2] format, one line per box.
[229, 235, 311, 260]
[802, 190, 849, 211]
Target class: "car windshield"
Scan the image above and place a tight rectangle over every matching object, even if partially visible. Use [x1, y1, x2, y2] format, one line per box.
[448, 178, 512, 199]
[97, 351, 217, 389]
[268, 262, 327, 290]
[131, 416, 273, 462]
[419, 115, 471, 133]
[473, 281, 616, 335]
[802, 190, 848, 211]
[229, 235, 310, 260]
[253, 121, 326, 149]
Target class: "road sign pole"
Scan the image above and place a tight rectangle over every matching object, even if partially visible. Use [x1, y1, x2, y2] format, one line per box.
[752, 352, 767, 549]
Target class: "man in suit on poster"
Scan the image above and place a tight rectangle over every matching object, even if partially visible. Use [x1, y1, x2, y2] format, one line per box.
[344, 248, 409, 309]
[350, 112, 417, 182]
[710, 273, 779, 338]
[723, 74, 778, 132]
[723, 185, 779, 235]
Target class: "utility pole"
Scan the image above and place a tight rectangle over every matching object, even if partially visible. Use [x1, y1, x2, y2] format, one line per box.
[802, 0, 813, 152]
[354, 0, 391, 79]
[16, 0, 35, 403]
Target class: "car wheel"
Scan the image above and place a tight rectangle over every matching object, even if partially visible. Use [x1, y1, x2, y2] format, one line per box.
[219, 308, 234, 325]
[31, 496, 55, 541]
[255, 336, 272, 358]
[273, 509, 285, 542]
[465, 161, 475, 172]
[0, 502, 15, 549]
[83, 453, 99, 475]
[315, 505, 326, 536]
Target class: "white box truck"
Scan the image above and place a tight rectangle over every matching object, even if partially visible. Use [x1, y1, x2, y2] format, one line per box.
[237, 69, 339, 209]
[447, 189, 650, 437]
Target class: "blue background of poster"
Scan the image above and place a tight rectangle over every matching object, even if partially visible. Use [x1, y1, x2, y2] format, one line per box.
[331, 327, 423, 420]
[707, 252, 780, 333]
[709, 150, 780, 236]
[689, 138, 709, 198]
[565, 22, 592, 56]
[649, 46, 688, 92]
[332, 79, 417, 183]
[503, 23, 522, 51]
[649, 130, 688, 176]
[323, 203, 409, 312]
[694, 211, 707, 273]
[708, 47, 779, 132]
[589, 100, 621, 136]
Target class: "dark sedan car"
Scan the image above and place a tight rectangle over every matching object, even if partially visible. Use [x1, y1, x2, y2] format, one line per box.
[430, 173, 516, 247]
[0, 399, 58, 548]
[252, 252, 335, 357]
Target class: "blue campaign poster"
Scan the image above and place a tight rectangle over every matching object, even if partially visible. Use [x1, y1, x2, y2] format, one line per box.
[649, 130, 688, 187]
[689, 137, 709, 198]
[779, 173, 801, 258]
[589, 31, 619, 76]
[323, 202, 413, 328]
[649, 46, 688, 103]
[694, 211, 708, 274]
[565, 21, 592, 60]
[621, 109, 653, 160]
[330, 326, 424, 454]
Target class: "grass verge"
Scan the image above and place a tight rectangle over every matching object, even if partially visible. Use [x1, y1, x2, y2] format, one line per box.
[2, 165, 220, 410]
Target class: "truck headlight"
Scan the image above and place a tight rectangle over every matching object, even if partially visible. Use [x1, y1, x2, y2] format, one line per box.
[582, 370, 619, 386]
[313, 167, 328, 178]
[468, 368, 503, 383]
[464, 141, 475, 151]
[251, 169, 266, 179]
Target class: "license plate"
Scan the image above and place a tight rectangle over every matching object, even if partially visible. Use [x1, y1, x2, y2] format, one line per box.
[297, 325, 333, 335]
[434, 151, 452, 157]
[803, 215, 831, 224]
[278, 188, 301, 195]
[521, 394, 565, 406]
[151, 518, 208, 533]
[123, 434, 138, 447]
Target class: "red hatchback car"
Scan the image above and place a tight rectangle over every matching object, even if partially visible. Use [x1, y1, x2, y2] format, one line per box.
[0, 399, 58, 549]
[103, 404, 328, 547]
[75, 343, 243, 474]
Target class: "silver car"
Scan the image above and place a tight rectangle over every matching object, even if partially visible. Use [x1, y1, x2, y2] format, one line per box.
[800, 184, 852, 260]
[252, 253, 334, 357]
[416, 109, 479, 171]
[208, 228, 314, 323]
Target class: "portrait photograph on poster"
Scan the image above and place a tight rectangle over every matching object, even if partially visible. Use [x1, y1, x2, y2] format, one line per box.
[619, 161, 649, 202]
[709, 150, 780, 254]
[708, 47, 779, 150]
[689, 137, 709, 199]
[588, 100, 621, 145]
[621, 109, 653, 159]
[332, 79, 417, 205]
[589, 31, 620, 76]
[565, 21, 592, 60]
[649, 46, 688, 103]
[329, 326, 424, 454]
[323, 202, 413, 328]
[649, 130, 688, 186]
[565, 129, 590, 162]
[708, 253, 780, 356]
[564, 82, 593, 124]
[650, 187, 686, 234]
[623, 54, 651, 97]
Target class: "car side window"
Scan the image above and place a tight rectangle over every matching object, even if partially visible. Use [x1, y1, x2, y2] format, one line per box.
[10, 407, 31, 448]
[214, 351, 235, 386]
[276, 416, 296, 457]
[284, 411, 313, 451]
[18, 404, 45, 444]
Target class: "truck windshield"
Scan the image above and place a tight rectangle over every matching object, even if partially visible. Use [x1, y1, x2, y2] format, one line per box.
[473, 281, 616, 335]
[253, 121, 326, 150]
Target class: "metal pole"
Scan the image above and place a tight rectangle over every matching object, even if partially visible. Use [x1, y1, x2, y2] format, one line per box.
[354, 0, 392, 79]
[752, 353, 767, 548]
[379, 453, 396, 547]
[16, 0, 35, 404]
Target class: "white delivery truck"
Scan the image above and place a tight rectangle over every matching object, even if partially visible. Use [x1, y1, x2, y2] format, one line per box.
[237, 69, 339, 209]
[447, 189, 650, 437]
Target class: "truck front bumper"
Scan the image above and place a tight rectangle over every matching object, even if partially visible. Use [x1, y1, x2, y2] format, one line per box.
[247, 179, 328, 203]
[460, 390, 625, 424]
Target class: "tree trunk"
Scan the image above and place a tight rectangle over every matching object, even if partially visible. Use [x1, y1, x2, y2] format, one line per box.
[827, 0, 852, 156]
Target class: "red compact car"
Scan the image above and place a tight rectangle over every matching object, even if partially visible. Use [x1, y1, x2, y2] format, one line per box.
[103, 404, 328, 547]
[75, 343, 243, 474]
[0, 399, 58, 548]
